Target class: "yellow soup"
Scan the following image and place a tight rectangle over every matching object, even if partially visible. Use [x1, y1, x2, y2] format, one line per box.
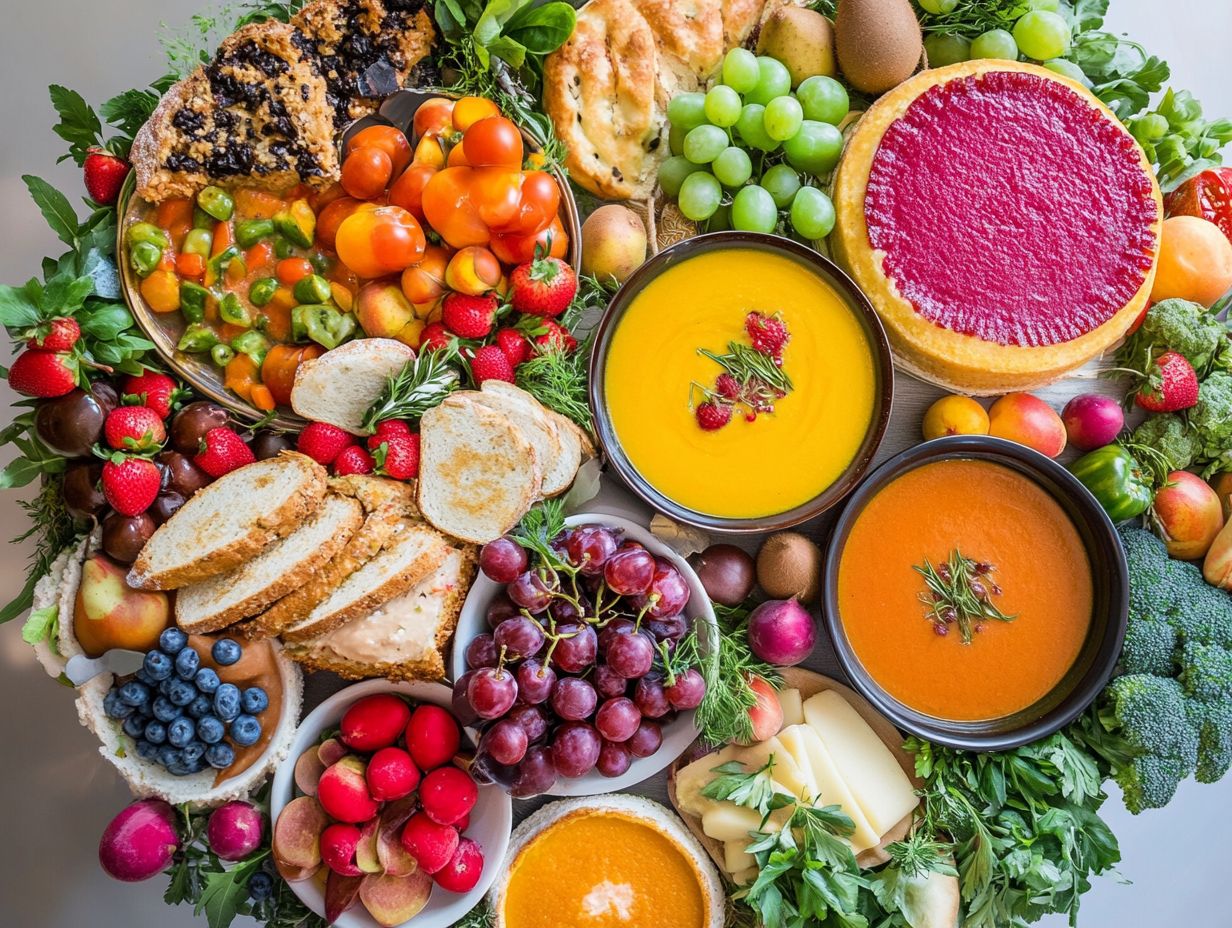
[604, 248, 877, 518]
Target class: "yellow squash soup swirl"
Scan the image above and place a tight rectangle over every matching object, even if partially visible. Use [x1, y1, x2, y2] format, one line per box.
[604, 249, 877, 519]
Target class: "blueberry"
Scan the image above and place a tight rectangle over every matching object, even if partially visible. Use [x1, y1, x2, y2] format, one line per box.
[230, 714, 263, 747]
[168, 679, 198, 707]
[194, 667, 221, 695]
[168, 717, 195, 748]
[158, 677, 175, 696]
[143, 650, 173, 681]
[135, 739, 158, 761]
[144, 720, 168, 745]
[175, 647, 200, 680]
[197, 716, 225, 744]
[205, 743, 235, 769]
[159, 628, 188, 654]
[103, 689, 133, 720]
[123, 714, 147, 739]
[118, 680, 151, 708]
[214, 683, 241, 721]
[134, 668, 155, 686]
[182, 742, 206, 765]
[212, 638, 242, 666]
[248, 871, 274, 901]
[157, 745, 182, 768]
[241, 686, 269, 715]
[187, 694, 213, 719]
[152, 695, 181, 723]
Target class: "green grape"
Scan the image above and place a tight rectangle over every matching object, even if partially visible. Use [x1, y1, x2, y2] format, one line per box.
[761, 163, 801, 209]
[796, 76, 849, 126]
[917, 0, 957, 12]
[1043, 58, 1090, 85]
[783, 120, 843, 176]
[736, 104, 780, 152]
[669, 123, 687, 156]
[658, 155, 702, 198]
[722, 48, 760, 94]
[731, 185, 778, 234]
[1013, 10, 1071, 60]
[707, 203, 733, 232]
[790, 187, 835, 241]
[764, 96, 804, 142]
[745, 57, 792, 106]
[923, 33, 970, 67]
[712, 147, 754, 188]
[683, 124, 729, 164]
[971, 29, 1018, 60]
[678, 172, 723, 221]
[705, 85, 743, 128]
[667, 92, 707, 131]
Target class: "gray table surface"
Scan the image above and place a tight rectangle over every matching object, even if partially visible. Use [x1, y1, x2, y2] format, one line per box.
[2, 2, 1231, 926]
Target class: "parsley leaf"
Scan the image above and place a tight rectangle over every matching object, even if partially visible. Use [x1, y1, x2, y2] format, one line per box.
[23, 175, 80, 248]
[100, 88, 161, 141]
[48, 85, 102, 166]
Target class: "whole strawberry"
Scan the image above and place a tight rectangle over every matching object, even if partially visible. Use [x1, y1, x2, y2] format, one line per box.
[695, 401, 732, 431]
[469, 344, 515, 385]
[27, 317, 80, 352]
[495, 328, 531, 367]
[84, 148, 130, 206]
[419, 322, 452, 353]
[123, 371, 182, 419]
[102, 456, 161, 516]
[105, 406, 167, 451]
[510, 256, 577, 318]
[442, 293, 498, 339]
[374, 431, 420, 480]
[745, 312, 789, 361]
[366, 419, 412, 452]
[1136, 350, 1199, 413]
[297, 421, 355, 466]
[334, 445, 374, 476]
[533, 320, 577, 353]
[195, 427, 256, 477]
[8, 350, 78, 397]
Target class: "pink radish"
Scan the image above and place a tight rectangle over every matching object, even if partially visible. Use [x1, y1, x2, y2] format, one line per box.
[98, 799, 180, 882]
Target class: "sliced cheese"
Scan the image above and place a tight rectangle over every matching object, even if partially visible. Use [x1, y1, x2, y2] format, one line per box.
[790, 725, 880, 853]
[723, 840, 756, 875]
[779, 688, 805, 727]
[701, 802, 764, 842]
[734, 736, 813, 803]
[732, 866, 759, 887]
[674, 745, 740, 817]
[773, 725, 821, 802]
[803, 691, 919, 837]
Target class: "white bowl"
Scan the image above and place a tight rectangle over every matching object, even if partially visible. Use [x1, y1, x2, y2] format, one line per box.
[270, 679, 513, 928]
[451, 512, 718, 797]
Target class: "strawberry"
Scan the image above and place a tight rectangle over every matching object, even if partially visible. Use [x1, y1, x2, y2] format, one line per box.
[101, 456, 161, 516]
[104, 406, 167, 451]
[374, 431, 420, 480]
[442, 293, 498, 338]
[469, 345, 515, 385]
[715, 373, 742, 401]
[297, 422, 355, 466]
[7, 350, 78, 397]
[195, 427, 256, 477]
[366, 419, 413, 452]
[334, 445, 375, 476]
[1136, 350, 1199, 413]
[745, 312, 789, 361]
[419, 322, 452, 353]
[83, 148, 130, 206]
[695, 401, 732, 431]
[509, 257, 577, 318]
[495, 328, 531, 367]
[122, 371, 182, 419]
[532, 320, 577, 353]
[27, 317, 80, 352]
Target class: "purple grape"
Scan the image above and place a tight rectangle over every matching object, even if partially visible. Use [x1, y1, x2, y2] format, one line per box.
[452, 670, 479, 726]
[465, 633, 500, 669]
[495, 616, 546, 660]
[631, 559, 691, 617]
[482, 718, 529, 766]
[595, 696, 642, 742]
[551, 722, 602, 777]
[511, 745, 557, 798]
[634, 674, 671, 719]
[470, 752, 517, 788]
[594, 664, 627, 699]
[508, 570, 555, 613]
[645, 615, 688, 642]
[486, 593, 520, 630]
[666, 668, 706, 710]
[603, 548, 655, 596]
[627, 719, 663, 758]
[606, 631, 655, 679]
[598, 618, 636, 655]
[565, 526, 620, 575]
[468, 666, 517, 719]
[549, 597, 584, 623]
[515, 659, 556, 705]
[551, 677, 598, 721]
[551, 623, 598, 673]
[480, 537, 529, 583]
[597, 739, 633, 778]
[507, 703, 550, 743]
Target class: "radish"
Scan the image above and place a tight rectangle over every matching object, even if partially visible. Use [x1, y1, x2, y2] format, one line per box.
[746, 598, 816, 666]
[98, 799, 179, 882]
[206, 800, 266, 861]
[1061, 393, 1124, 451]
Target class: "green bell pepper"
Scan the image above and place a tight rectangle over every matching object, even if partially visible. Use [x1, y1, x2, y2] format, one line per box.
[292, 304, 356, 350]
[236, 219, 275, 248]
[293, 274, 333, 305]
[219, 292, 252, 328]
[129, 241, 162, 278]
[127, 222, 169, 250]
[182, 228, 213, 258]
[210, 343, 236, 367]
[249, 277, 278, 307]
[197, 186, 235, 222]
[230, 330, 270, 367]
[177, 323, 219, 353]
[179, 281, 211, 323]
[1069, 444, 1155, 523]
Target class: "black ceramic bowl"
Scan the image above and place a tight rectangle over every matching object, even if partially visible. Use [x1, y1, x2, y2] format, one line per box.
[588, 231, 894, 533]
[821, 435, 1129, 751]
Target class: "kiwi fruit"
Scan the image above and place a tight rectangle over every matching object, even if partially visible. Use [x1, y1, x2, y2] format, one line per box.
[834, 0, 923, 95]
[756, 532, 823, 605]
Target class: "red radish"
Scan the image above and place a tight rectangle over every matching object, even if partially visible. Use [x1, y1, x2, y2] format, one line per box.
[341, 694, 411, 751]
[320, 823, 364, 877]
[98, 799, 179, 882]
[433, 837, 484, 893]
[744, 675, 784, 744]
[1062, 393, 1124, 451]
[317, 756, 380, 823]
[400, 812, 459, 874]
[206, 800, 265, 861]
[406, 704, 461, 770]
[419, 766, 478, 826]
[367, 747, 421, 802]
[746, 597, 816, 666]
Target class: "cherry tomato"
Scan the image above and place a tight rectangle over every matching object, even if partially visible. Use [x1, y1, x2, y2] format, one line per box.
[490, 216, 569, 265]
[422, 167, 491, 249]
[342, 147, 394, 200]
[276, 257, 315, 286]
[401, 245, 450, 306]
[413, 97, 456, 140]
[316, 197, 368, 252]
[495, 170, 561, 235]
[452, 96, 501, 132]
[447, 142, 470, 168]
[336, 205, 426, 278]
[307, 181, 348, 214]
[462, 116, 524, 169]
[347, 125, 412, 175]
[1166, 166, 1232, 244]
[470, 168, 523, 230]
[388, 164, 437, 221]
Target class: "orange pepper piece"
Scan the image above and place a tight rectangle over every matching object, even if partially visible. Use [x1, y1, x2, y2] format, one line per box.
[211, 220, 235, 257]
[249, 384, 276, 411]
[176, 252, 205, 279]
[140, 270, 181, 313]
[156, 197, 194, 230]
[246, 240, 275, 270]
[233, 188, 285, 220]
[262, 303, 293, 342]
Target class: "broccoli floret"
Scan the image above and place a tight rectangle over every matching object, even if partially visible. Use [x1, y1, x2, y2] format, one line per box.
[1194, 702, 1232, 784]
[1127, 298, 1228, 372]
[1178, 584, 1232, 650]
[1129, 414, 1199, 471]
[1119, 611, 1178, 676]
[1179, 637, 1232, 701]
[1101, 675, 1199, 813]
[1191, 372, 1232, 475]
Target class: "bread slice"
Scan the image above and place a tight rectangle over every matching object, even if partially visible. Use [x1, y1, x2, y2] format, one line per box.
[290, 338, 415, 435]
[479, 381, 582, 497]
[285, 543, 475, 681]
[280, 519, 451, 642]
[469, 384, 559, 487]
[129, 453, 328, 590]
[174, 493, 363, 634]
[417, 394, 541, 543]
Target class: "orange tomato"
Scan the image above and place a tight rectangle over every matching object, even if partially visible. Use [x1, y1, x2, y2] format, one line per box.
[400, 244, 450, 305]
[495, 170, 560, 235]
[490, 216, 569, 266]
[463, 116, 523, 168]
[176, 252, 205, 278]
[388, 164, 437, 221]
[342, 146, 394, 200]
[471, 168, 524, 230]
[246, 240, 275, 270]
[262, 343, 324, 406]
[447, 142, 470, 168]
[336, 205, 426, 278]
[307, 182, 348, 215]
[422, 167, 490, 249]
[347, 125, 412, 175]
[452, 96, 501, 132]
[317, 197, 367, 252]
[276, 257, 314, 286]
[250, 384, 276, 411]
[413, 97, 456, 140]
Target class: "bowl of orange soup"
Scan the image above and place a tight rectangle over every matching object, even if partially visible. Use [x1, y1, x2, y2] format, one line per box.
[590, 232, 893, 531]
[823, 436, 1128, 751]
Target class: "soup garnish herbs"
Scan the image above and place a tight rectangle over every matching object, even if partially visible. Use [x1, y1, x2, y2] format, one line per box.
[691, 312, 793, 431]
[914, 549, 1015, 644]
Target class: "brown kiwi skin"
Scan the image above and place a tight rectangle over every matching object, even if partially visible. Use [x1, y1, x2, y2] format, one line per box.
[834, 0, 923, 95]
[756, 532, 823, 605]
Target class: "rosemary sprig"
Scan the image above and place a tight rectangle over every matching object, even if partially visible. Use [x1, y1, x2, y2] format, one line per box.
[361, 348, 460, 433]
[699, 342, 793, 395]
[914, 549, 1015, 644]
[2, 475, 79, 624]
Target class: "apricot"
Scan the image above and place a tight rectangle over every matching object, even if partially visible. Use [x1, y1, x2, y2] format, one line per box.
[272, 796, 329, 870]
[356, 280, 415, 339]
[401, 245, 450, 306]
[445, 245, 502, 295]
[359, 871, 432, 927]
[1151, 215, 1232, 307]
[1155, 470, 1224, 560]
[987, 393, 1066, 458]
[921, 395, 989, 440]
[580, 205, 648, 284]
[73, 555, 170, 657]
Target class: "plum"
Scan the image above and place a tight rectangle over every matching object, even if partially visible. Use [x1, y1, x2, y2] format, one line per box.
[206, 800, 265, 861]
[98, 799, 179, 882]
[359, 871, 433, 927]
[1062, 393, 1124, 451]
[325, 870, 364, 924]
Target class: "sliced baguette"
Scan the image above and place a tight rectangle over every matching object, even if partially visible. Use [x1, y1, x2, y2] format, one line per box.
[417, 394, 541, 543]
[479, 380, 582, 496]
[129, 453, 327, 590]
[279, 519, 451, 642]
[174, 493, 363, 634]
[290, 338, 415, 435]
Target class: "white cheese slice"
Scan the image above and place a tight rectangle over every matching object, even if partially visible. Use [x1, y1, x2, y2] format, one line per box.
[779, 688, 805, 727]
[723, 840, 756, 874]
[773, 725, 821, 802]
[790, 725, 880, 853]
[735, 735, 813, 803]
[701, 802, 764, 842]
[732, 866, 759, 887]
[674, 746, 740, 817]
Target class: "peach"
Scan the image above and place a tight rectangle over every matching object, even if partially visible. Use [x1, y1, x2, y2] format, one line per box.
[581, 205, 648, 284]
[367, 746, 421, 802]
[318, 756, 380, 824]
[73, 555, 171, 657]
[355, 280, 415, 339]
[318, 737, 348, 767]
[743, 675, 783, 745]
[376, 798, 420, 877]
[921, 395, 989, 441]
[359, 870, 433, 927]
[324, 871, 364, 924]
[1154, 470, 1224, 560]
[419, 767, 478, 826]
[356, 818, 382, 874]
[394, 318, 427, 349]
[401, 245, 450, 305]
[342, 693, 413, 751]
[445, 245, 502, 295]
[1210, 471, 1232, 521]
[294, 745, 327, 797]
[321, 823, 364, 877]
[987, 393, 1066, 458]
[1151, 215, 1232, 307]
[406, 704, 461, 771]
[272, 796, 329, 870]
[400, 811, 459, 874]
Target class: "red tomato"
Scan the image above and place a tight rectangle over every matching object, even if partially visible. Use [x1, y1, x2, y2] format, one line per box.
[470, 168, 523, 230]
[316, 197, 367, 252]
[421, 167, 490, 249]
[342, 147, 394, 200]
[346, 125, 412, 176]
[388, 164, 437, 221]
[490, 216, 569, 265]
[1165, 166, 1232, 244]
[452, 96, 501, 132]
[494, 170, 561, 235]
[413, 97, 456, 141]
[462, 116, 524, 168]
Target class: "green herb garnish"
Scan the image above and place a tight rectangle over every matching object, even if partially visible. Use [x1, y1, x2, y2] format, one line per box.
[361, 348, 460, 433]
[914, 549, 1015, 644]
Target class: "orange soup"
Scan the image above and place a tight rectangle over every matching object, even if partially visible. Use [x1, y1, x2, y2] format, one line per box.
[837, 459, 1093, 721]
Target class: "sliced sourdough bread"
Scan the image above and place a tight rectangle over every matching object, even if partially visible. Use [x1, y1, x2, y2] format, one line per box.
[290, 338, 415, 435]
[174, 493, 364, 634]
[279, 518, 451, 642]
[478, 380, 581, 496]
[469, 385, 559, 486]
[129, 453, 327, 590]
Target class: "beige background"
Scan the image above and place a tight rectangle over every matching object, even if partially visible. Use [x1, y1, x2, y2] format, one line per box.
[1, 1, 1230, 925]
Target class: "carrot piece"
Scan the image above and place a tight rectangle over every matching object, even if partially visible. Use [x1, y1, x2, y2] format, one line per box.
[246, 241, 275, 270]
[156, 197, 194, 230]
[176, 252, 205, 278]
[211, 220, 235, 257]
[249, 384, 276, 411]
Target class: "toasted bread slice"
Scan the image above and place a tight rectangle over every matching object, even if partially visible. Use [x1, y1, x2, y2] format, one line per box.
[290, 338, 415, 435]
[129, 453, 327, 590]
[280, 519, 451, 642]
[174, 493, 363, 634]
[470, 384, 560, 488]
[285, 543, 475, 681]
[417, 394, 541, 543]
[479, 381, 583, 497]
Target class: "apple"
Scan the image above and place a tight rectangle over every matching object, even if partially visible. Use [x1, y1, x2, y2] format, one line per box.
[73, 555, 170, 657]
[1154, 471, 1224, 560]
